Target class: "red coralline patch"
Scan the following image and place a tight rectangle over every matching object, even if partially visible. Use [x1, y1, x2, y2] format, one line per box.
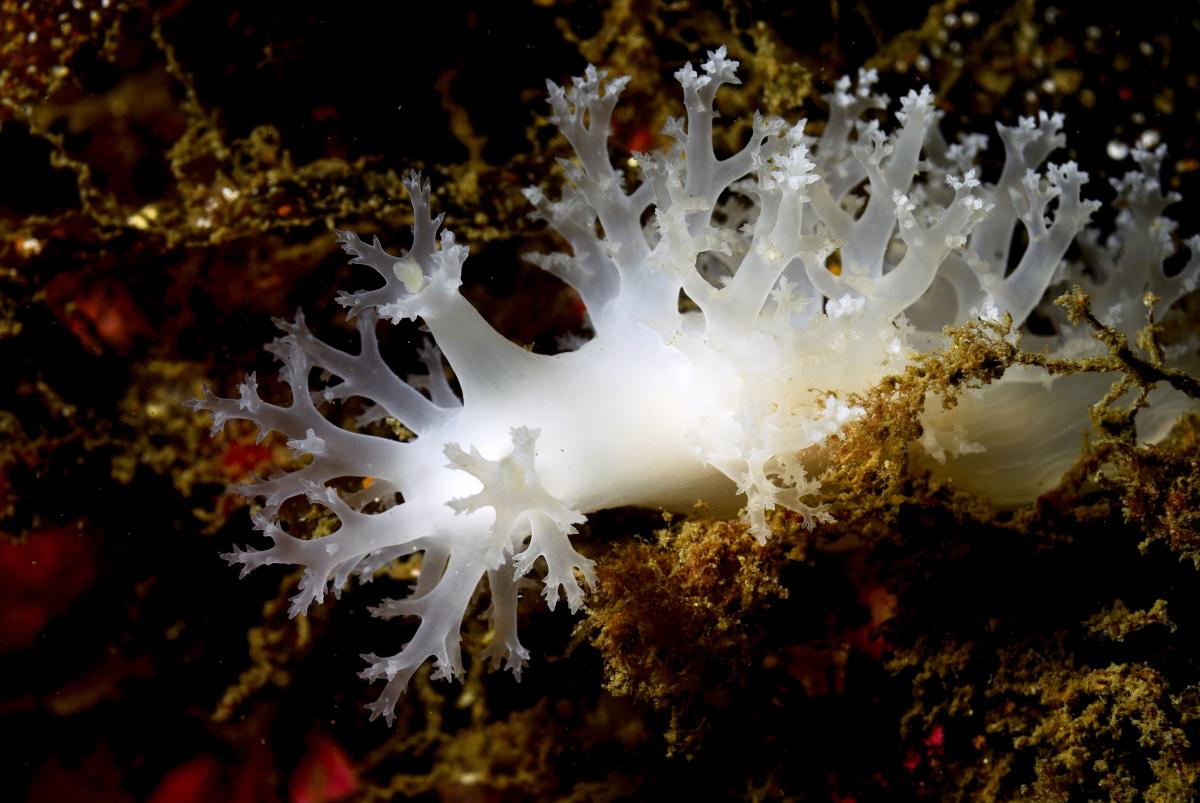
[624, 124, 657, 154]
[611, 118, 657, 154]
[147, 755, 225, 803]
[781, 558, 897, 695]
[220, 441, 274, 480]
[148, 745, 276, 803]
[288, 736, 358, 803]
[0, 523, 99, 654]
[145, 736, 356, 803]
[42, 272, 154, 355]
[903, 724, 946, 773]
[844, 578, 898, 662]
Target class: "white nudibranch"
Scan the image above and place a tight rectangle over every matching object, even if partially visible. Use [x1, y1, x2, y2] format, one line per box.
[190, 47, 1199, 723]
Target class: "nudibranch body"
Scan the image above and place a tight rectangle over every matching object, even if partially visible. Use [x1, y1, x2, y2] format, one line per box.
[192, 47, 1198, 721]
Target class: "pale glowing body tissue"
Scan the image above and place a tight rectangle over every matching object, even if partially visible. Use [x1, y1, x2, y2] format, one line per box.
[191, 48, 1198, 722]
